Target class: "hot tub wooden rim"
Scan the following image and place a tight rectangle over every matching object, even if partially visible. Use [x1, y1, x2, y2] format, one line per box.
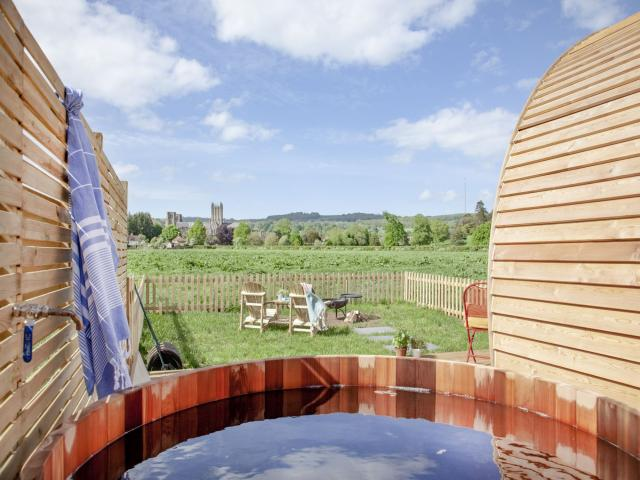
[22, 355, 640, 479]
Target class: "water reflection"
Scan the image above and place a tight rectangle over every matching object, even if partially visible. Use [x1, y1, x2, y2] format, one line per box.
[74, 387, 639, 480]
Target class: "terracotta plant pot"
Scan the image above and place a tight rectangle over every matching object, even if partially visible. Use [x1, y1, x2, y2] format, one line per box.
[394, 347, 407, 357]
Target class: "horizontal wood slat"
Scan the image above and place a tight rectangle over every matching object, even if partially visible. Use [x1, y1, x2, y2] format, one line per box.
[491, 314, 640, 362]
[491, 12, 640, 407]
[492, 241, 640, 263]
[489, 10, 640, 407]
[495, 197, 640, 226]
[0, 2, 128, 477]
[492, 261, 640, 287]
[492, 217, 640, 243]
[491, 296, 640, 337]
[492, 333, 640, 388]
[500, 156, 640, 197]
[492, 351, 640, 409]
[502, 138, 640, 182]
[492, 278, 640, 312]
[513, 91, 640, 144]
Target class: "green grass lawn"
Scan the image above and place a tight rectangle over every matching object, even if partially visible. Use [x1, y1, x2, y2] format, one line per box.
[128, 247, 488, 278]
[139, 302, 488, 368]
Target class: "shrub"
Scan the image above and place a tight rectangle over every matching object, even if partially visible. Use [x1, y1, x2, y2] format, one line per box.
[233, 222, 251, 247]
[248, 231, 263, 246]
[187, 219, 206, 246]
[278, 235, 290, 246]
[343, 224, 370, 246]
[324, 227, 344, 246]
[264, 232, 278, 247]
[411, 214, 433, 245]
[468, 221, 491, 247]
[383, 212, 408, 247]
[128, 212, 162, 239]
[430, 219, 449, 243]
[289, 230, 303, 246]
[368, 230, 380, 246]
[161, 225, 180, 242]
[272, 219, 292, 238]
[302, 227, 321, 245]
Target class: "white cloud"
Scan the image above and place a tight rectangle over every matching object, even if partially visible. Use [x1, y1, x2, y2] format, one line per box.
[106, 131, 232, 155]
[282, 143, 295, 152]
[515, 77, 538, 90]
[211, 0, 479, 66]
[126, 109, 166, 132]
[209, 446, 435, 480]
[419, 189, 432, 200]
[561, 0, 626, 30]
[471, 47, 502, 74]
[112, 162, 139, 177]
[443, 189, 457, 202]
[15, 0, 218, 111]
[203, 98, 277, 142]
[375, 103, 516, 158]
[388, 151, 414, 164]
[210, 171, 256, 183]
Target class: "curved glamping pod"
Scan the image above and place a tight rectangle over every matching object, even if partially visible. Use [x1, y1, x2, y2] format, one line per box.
[489, 11, 640, 409]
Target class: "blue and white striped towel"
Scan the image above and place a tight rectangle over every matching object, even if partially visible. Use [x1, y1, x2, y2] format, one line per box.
[301, 282, 327, 332]
[65, 87, 131, 398]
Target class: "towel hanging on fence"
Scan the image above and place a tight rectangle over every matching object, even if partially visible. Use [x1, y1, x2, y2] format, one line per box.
[65, 87, 132, 399]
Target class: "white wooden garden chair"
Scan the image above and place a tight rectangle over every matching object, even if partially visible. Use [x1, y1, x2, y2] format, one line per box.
[239, 281, 277, 333]
[288, 283, 328, 336]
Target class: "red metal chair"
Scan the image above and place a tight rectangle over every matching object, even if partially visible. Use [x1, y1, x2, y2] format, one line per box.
[463, 281, 489, 363]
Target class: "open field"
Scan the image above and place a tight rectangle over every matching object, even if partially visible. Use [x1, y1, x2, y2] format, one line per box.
[128, 247, 488, 277]
[140, 302, 488, 368]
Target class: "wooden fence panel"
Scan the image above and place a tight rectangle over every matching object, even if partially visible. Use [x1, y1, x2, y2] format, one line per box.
[133, 271, 479, 319]
[0, 2, 128, 477]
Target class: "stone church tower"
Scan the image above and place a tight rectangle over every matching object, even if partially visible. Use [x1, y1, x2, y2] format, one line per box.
[210, 202, 223, 233]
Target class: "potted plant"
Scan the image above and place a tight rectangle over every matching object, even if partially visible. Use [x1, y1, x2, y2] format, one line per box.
[277, 288, 288, 302]
[393, 330, 410, 357]
[411, 338, 423, 358]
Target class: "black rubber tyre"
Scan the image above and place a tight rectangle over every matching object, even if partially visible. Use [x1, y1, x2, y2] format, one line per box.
[146, 342, 183, 371]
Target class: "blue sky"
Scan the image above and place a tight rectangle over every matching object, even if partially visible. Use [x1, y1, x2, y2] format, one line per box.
[17, 0, 636, 219]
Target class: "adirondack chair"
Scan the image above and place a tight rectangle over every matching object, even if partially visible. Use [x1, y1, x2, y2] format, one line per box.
[463, 281, 489, 363]
[289, 284, 321, 336]
[239, 281, 277, 333]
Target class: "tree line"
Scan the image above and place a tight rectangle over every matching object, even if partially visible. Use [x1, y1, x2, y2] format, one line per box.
[127, 200, 492, 249]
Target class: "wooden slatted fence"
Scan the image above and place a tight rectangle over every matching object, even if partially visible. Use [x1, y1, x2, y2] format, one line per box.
[403, 272, 478, 318]
[134, 272, 482, 319]
[135, 272, 405, 313]
[0, 1, 128, 477]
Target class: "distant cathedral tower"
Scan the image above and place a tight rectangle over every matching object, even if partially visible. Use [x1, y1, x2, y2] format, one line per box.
[166, 211, 182, 226]
[210, 202, 223, 233]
